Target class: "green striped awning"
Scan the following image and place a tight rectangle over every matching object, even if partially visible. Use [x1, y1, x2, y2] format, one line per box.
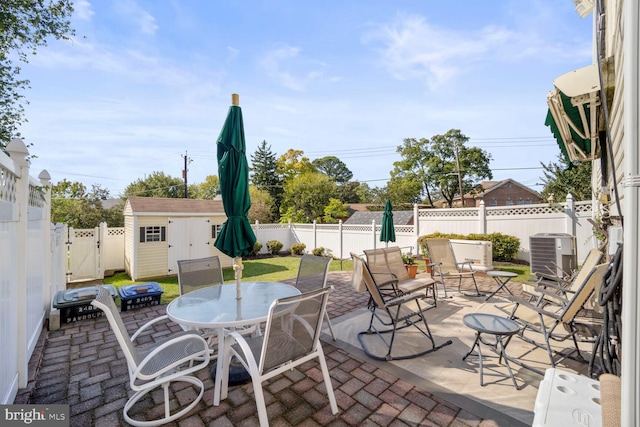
[545, 65, 600, 165]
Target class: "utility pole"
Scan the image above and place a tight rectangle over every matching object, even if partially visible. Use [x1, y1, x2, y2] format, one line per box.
[453, 143, 464, 207]
[182, 151, 192, 198]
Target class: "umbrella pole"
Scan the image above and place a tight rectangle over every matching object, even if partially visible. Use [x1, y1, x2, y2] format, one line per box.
[233, 257, 243, 299]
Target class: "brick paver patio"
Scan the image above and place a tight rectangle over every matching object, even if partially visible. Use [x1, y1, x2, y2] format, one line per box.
[16, 269, 529, 426]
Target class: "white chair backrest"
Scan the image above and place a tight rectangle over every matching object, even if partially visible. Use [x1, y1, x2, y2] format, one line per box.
[92, 286, 141, 368]
[177, 256, 224, 294]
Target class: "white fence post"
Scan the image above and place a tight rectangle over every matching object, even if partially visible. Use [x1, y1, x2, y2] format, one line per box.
[371, 219, 377, 249]
[413, 203, 420, 253]
[39, 170, 52, 316]
[479, 201, 487, 234]
[565, 193, 576, 236]
[8, 139, 30, 389]
[338, 220, 343, 260]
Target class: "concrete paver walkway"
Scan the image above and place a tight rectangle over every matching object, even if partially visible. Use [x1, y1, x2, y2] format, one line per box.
[17, 269, 529, 426]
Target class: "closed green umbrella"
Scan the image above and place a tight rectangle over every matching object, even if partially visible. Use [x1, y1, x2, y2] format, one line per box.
[380, 199, 396, 246]
[214, 94, 257, 299]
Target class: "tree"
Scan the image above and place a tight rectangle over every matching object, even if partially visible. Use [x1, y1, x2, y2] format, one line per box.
[393, 130, 493, 207]
[385, 176, 423, 205]
[250, 141, 283, 215]
[1, 0, 75, 147]
[275, 149, 316, 183]
[539, 154, 593, 202]
[124, 171, 184, 198]
[189, 175, 219, 199]
[279, 171, 338, 223]
[248, 186, 274, 223]
[312, 156, 353, 183]
[323, 198, 349, 223]
[51, 179, 123, 227]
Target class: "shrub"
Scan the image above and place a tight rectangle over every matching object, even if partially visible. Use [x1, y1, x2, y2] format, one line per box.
[250, 241, 263, 256]
[266, 240, 283, 255]
[311, 247, 333, 258]
[418, 232, 520, 262]
[290, 243, 306, 255]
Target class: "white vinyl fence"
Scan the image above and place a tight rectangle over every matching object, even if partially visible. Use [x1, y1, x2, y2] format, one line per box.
[252, 195, 595, 264]
[0, 139, 66, 404]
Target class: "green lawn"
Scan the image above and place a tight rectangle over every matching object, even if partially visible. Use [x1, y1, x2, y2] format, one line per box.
[104, 256, 354, 305]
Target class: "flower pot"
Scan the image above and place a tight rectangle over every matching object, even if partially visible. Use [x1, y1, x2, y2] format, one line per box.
[424, 258, 432, 274]
[405, 264, 418, 279]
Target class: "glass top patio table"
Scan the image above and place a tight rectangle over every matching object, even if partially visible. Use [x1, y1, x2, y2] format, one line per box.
[166, 281, 300, 329]
[166, 281, 300, 406]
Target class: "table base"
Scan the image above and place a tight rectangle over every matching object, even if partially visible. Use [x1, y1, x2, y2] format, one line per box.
[211, 357, 251, 386]
[463, 332, 521, 390]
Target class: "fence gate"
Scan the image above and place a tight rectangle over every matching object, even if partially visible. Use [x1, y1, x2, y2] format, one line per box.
[67, 227, 102, 282]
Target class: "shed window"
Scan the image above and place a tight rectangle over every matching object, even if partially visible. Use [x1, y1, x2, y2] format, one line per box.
[140, 226, 166, 242]
[489, 199, 498, 206]
[505, 199, 514, 206]
[212, 224, 222, 238]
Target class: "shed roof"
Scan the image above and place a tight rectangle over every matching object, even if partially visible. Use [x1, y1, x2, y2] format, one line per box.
[125, 197, 224, 214]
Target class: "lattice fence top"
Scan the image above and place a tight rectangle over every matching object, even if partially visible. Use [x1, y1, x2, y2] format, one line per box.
[108, 228, 125, 236]
[0, 167, 17, 204]
[416, 201, 592, 218]
[418, 209, 478, 218]
[73, 229, 95, 238]
[28, 184, 45, 208]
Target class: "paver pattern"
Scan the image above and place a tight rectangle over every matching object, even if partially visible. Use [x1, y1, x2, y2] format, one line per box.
[16, 269, 527, 426]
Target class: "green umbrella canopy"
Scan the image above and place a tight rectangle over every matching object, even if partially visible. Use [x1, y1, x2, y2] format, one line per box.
[380, 199, 396, 243]
[214, 94, 257, 258]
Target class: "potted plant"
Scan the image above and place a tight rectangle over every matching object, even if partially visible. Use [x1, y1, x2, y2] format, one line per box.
[402, 253, 418, 279]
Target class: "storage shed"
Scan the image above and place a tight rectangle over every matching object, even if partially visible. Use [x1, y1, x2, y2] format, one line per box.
[123, 197, 231, 281]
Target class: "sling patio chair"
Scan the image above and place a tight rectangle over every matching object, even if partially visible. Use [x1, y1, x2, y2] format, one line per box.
[219, 287, 338, 426]
[177, 255, 224, 294]
[175, 255, 235, 354]
[522, 248, 604, 304]
[92, 285, 210, 427]
[351, 253, 452, 361]
[293, 254, 336, 340]
[363, 247, 437, 305]
[506, 262, 609, 373]
[423, 238, 482, 297]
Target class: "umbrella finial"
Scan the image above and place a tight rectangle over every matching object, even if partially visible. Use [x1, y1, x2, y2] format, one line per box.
[231, 93, 239, 106]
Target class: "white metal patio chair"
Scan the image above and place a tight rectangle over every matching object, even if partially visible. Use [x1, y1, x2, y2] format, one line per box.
[220, 287, 338, 426]
[91, 285, 210, 427]
[294, 254, 336, 340]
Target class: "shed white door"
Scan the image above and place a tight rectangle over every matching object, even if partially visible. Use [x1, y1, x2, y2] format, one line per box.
[167, 217, 212, 275]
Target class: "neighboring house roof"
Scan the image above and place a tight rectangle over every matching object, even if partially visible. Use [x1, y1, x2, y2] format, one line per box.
[344, 210, 414, 225]
[473, 179, 541, 199]
[124, 197, 224, 215]
[100, 198, 124, 210]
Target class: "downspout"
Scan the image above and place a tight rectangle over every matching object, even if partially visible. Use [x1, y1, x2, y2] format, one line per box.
[622, 0, 640, 425]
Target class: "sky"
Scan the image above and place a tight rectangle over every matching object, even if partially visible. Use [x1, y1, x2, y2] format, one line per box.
[20, 0, 594, 197]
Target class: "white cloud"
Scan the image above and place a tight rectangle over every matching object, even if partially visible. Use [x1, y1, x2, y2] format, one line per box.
[73, 0, 94, 21]
[114, 0, 159, 36]
[364, 14, 515, 90]
[259, 44, 324, 92]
